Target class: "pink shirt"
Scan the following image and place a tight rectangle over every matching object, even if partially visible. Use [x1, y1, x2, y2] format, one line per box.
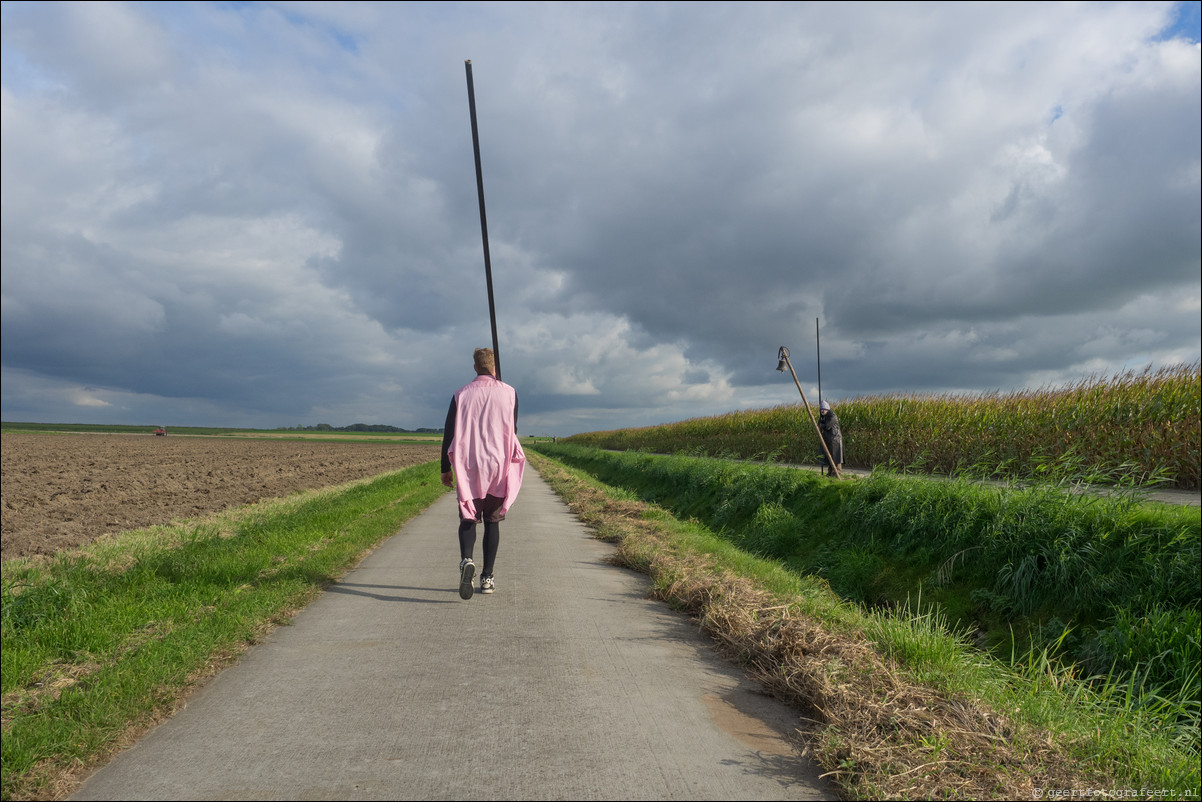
[447, 375, 525, 520]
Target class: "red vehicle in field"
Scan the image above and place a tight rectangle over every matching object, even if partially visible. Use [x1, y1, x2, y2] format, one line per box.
[154, 427, 167, 436]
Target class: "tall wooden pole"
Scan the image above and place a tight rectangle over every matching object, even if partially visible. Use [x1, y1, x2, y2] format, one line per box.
[465, 60, 502, 380]
[816, 317, 822, 406]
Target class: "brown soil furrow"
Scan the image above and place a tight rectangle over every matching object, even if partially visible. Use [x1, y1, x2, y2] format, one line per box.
[1, 433, 439, 561]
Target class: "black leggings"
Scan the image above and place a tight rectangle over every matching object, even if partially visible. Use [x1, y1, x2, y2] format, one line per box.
[459, 519, 499, 576]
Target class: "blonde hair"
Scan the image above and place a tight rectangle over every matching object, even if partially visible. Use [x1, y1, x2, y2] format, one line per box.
[473, 348, 496, 375]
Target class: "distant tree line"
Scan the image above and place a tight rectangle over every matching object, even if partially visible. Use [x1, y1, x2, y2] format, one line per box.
[279, 423, 444, 433]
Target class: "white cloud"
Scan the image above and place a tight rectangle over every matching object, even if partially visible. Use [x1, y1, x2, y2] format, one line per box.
[68, 389, 113, 408]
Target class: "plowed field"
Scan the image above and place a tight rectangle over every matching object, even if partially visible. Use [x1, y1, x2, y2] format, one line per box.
[1, 433, 440, 562]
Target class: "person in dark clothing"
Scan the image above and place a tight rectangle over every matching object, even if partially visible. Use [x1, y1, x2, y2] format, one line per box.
[817, 400, 843, 476]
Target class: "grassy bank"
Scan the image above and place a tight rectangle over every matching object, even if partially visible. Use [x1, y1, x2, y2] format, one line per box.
[0, 462, 449, 801]
[564, 364, 1201, 490]
[528, 447, 1201, 799]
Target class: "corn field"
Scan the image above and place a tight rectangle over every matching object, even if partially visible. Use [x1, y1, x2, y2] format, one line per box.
[566, 364, 1201, 490]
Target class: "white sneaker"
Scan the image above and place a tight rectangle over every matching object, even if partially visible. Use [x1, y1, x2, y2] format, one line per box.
[459, 558, 476, 600]
[480, 575, 495, 594]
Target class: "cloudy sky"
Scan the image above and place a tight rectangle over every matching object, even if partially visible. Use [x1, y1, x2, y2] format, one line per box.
[2, 1, 1199, 436]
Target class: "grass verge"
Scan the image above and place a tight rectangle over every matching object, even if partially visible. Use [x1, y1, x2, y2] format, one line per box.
[1, 461, 449, 801]
[527, 449, 1200, 801]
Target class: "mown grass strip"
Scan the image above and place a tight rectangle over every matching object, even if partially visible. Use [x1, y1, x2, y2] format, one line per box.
[527, 449, 1200, 801]
[0, 461, 449, 801]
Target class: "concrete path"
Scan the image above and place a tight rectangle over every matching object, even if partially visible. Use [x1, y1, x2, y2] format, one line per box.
[72, 468, 836, 801]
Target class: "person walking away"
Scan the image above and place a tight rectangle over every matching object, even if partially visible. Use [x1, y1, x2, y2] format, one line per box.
[818, 400, 843, 476]
[440, 348, 525, 600]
